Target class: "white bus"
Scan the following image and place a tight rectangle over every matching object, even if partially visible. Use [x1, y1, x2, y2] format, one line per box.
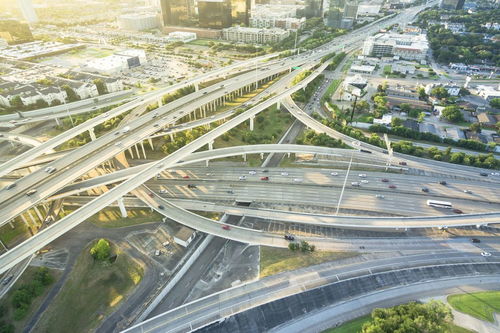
[427, 200, 452, 209]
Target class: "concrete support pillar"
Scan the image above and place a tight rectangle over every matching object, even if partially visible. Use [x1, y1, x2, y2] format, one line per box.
[188, 112, 192, 121]
[208, 140, 214, 150]
[128, 148, 135, 159]
[20, 214, 33, 235]
[249, 115, 255, 131]
[26, 209, 37, 226]
[140, 141, 147, 159]
[134, 144, 141, 159]
[287, 152, 291, 158]
[243, 154, 247, 162]
[194, 82, 199, 91]
[148, 138, 154, 150]
[33, 206, 44, 222]
[169, 133, 174, 142]
[277, 100, 281, 109]
[89, 127, 97, 141]
[55, 117, 60, 126]
[117, 197, 127, 218]
[158, 98, 163, 107]
[260, 153, 264, 160]
[193, 110, 197, 120]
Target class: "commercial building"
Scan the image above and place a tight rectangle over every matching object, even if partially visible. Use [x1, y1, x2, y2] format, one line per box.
[341, 74, 367, 101]
[222, 26, 289, 44]
[357, 4, 380, 16]
[326, 0, 358, 29]
[17, 0, 38, 23]
[167, 31, 197, 42]
[440, 0, 464, 10]
[84, 49, 147, 75]
[0, 18, 33, 44]
[159, 0, 195, 27]
[476, 85, 500, 101]
[231, 0, 252, 26]
[198, 0, 232, 29]
[250, 16, 305, 30]
[0, 41, 83, 60]
[362, 33, 429, 61]
[118, 13, 159, 31]
[173, 226, 196, 247]
[350, 64, 375, 74]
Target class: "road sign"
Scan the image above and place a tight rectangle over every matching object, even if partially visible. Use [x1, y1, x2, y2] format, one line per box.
[292, 66, 301, 69]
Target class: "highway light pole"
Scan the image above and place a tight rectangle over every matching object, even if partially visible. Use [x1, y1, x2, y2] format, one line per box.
[335, 147, 356, 215]
[58, 86, 74, 127]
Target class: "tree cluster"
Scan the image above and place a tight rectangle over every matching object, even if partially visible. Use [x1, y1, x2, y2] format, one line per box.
[288, 240, 316, 252]
[90, 239, 112, 261]
[10, 267, 53, 320]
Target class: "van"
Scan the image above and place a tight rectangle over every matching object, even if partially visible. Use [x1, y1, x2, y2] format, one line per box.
[26, 189, 37, 196]
[351, 182, 360, 186]
[122, 126, 130, 133]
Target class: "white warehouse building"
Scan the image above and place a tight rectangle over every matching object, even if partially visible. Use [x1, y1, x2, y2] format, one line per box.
[222, 27, 290, 44]
[362, 33, 429, 61]
[118, 13, 159, 31]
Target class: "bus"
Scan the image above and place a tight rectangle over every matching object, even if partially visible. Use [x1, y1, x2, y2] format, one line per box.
[427, 200, 452, 209]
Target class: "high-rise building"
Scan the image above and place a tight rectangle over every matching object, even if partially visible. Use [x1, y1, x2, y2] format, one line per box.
[198, 0, 232, 29]
[230, 0, 251, 26]
[17, 0, 38, 23]
[326, 0, 358, 28]
[439, 0, 464, 10]
[159, 0, 195, 27]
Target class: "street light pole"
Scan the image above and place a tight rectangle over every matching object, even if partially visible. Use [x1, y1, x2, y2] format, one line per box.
[335, 150, 354, 215]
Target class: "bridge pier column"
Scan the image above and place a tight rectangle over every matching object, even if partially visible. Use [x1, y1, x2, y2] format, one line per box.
[249, 116, 255, 131]
[287, 152, 291, 158]
[117, 197, 128, 218]
[277, 100, 281, 109]
[20, 214, 34, 236]
[192, 111, 197, 120]
[169, 133, 174, 141]
[148, 138, 154, 150]
[158, 98, 163, 107]
[243, 154, 247, 162]
[33, 206, 44, 223]
[194, 83, 199, 91]
[128, 148, 135, 159]
[26, 209, 38, 227]
[89, 128, 97, 141]
[260, 153, 264, 160]
[140, 141, 147, 159]
[134, 144, 141, 159]
[55, 118, 60, 126]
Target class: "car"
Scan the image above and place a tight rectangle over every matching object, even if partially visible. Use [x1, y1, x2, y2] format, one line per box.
[4, 183, 16, 190]
[1, 276, 13, 286]
[388, 185, 397, 189]
[155, 250, 161, 256]
[159, 189, 168, 194]
[44, 166, 56, 174]
[222, 224, 230, 230]
[375, 194, 385, 199]
[358, 174, 367, 178]
[148, 192, 154, 198]
[203, 91, 207, 95]
[439, 181, 447, 185]
[281, 172, 289, 176]
[187, 184, 197, 189]
[398, 161, 407, 166]
[361, 180, 369, 184]
[463, 189, 472, 194]
[330, 172, 338, 176]
[284, 234, 295, 241]
[26, 189, 37, 196]
[227, 190, 234, 194]
[158, 205, 165, 209]
[453, 208, 463, 214]
[421, 187, 429, 193]
[260, 176, 269, 181]
[491, 172, 500, 176]
[115, 141, 122, 146]
[154, 124, 160, 127]
[182, 175, 190, 179]
[480, 252, 491, 257]
[262, 170, 269, 173]
[480, 172, 488, 177]
[293, 178, 302, 182]
[162, 241, 170, 247]
[471, 238, 481, 243]
[114, 131, 120, 136]
[122, 126, 130, 133]
[351, 182, 360, 187]
[102, 112, 109, 117]
[381, 178, 389, 182]
[239, 176, 246, 180]
[249, 170, 257, 175]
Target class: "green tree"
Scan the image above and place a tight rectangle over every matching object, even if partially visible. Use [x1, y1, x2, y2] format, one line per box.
[417, 87, 428, 100]
[10, 95, 24, 108]
[62, 85, 79, 102]
[490, 98, 500, 109]
[361, 301, 452, 333]
[469, 122, 481, 133]
[92, 79, 107, 95]
[391, 117, 403, 127]
[417, 112, 426, 123]
[440, 105, 464, 123]
[431, 86, 450, 99]
[90, 238, 111, 261]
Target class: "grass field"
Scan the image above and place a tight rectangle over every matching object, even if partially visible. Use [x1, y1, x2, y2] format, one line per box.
[322, 316, 473, 333]
[260, 246, 357, 278]
[62, 207, 162, 228]
[35, 241, 144, 333]
[448, 291, 500, 323]
[0, 219, 29, 247]
[322, 79, 341, 101]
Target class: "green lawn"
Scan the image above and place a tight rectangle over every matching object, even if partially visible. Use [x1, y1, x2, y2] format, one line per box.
[0, 219, 29, 247]
[62, 207, 162, 228]
[322, 79, 342, 101]
[322, 316, 473, 333]
[260, 246, 357, 278]
[383, 65, 392, 75]
[35, 241, 144, 333]
[322, 315, 370, 333]
[448, 291, 500, 323]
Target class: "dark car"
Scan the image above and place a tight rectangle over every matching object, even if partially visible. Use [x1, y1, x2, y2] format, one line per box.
[453, 208, 463, 214]
[439, 181, 447, 185]
[222, 224, 230, 230]
[421, 187, 429, 193]
[381, 178, 389, 183]
[480, 172, 488, 177]
[471, 238, 481, 243]
[399, 161, 407, 166]
[187, 184, 197, 189]
[182, 175, 190, 179]
[388, 185, 397, 189]
[284, 234, 295, 241]
[148, 192, 154, 198]
[262, 170, 269, 173]
[158, 205, 165, 210]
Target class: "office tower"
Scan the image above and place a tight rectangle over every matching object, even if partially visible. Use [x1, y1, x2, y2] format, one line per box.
[159, 0, 195, 26]
[343, 1, 358, 19]
[198, 0, 232, 29]
[439, 0, 465, 10]
[230, 0, 252, 26]
[17, 0, 38, 23]
[326, 0, 345, 27]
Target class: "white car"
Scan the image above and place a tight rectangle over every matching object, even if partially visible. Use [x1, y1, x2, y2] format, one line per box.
[463, 189, 472, 194]
[281, 172, 289, 176]
[239, 176, 247, 180]
[481, 252, 491, 257]
[293, 178, 302, 182]
[358, 174, 367, 178]
[330, 172, 338, 176]
[375, 194, 385, 199]
[122, 126, 130, 133]
[351, 182, 360, 186]
[361, 180, 369, 184]
[159, 189, 168, 194]
[248, 171, 257, 175]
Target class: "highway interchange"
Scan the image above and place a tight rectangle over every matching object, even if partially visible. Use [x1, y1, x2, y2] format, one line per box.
[1, 1, 499, 331]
